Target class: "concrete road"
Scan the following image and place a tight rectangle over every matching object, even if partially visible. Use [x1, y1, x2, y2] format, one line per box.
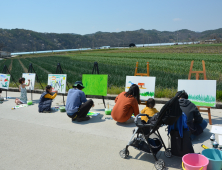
[0, 91, 221, 170]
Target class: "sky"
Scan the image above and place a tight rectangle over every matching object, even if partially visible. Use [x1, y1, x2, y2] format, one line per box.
[0, 0, 222, 35]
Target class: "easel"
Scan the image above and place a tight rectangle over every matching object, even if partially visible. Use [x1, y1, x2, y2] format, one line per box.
[56, 63, 70, 106]
[134, 62, 149, 105]
[28, 63, 44, 100]
[134, 62, 149, 76]
[188, 60, 212, 125]
[92, 62, 106, 108]
[2, 65, 19, 99]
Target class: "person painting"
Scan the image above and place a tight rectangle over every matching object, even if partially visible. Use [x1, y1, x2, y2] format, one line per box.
[141, 98, 159, 124]
[0, 88, 3, 103]
[179, 92, 207, 140]
[112, 84, 140, 123]
[38, 85, 58, 113]
[66, 81, 94, 122]
[15, 77, 30, 105]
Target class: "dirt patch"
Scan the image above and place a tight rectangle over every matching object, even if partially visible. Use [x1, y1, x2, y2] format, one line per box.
[23, 58, 51, 74]
[18, 59, 28, 72]
[8, 59, 13, 72]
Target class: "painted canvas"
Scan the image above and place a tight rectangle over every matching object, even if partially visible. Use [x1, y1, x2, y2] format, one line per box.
[48, 74, 67, 94]
[178, 80, 216, 107]
[0, 74, 10, 89]
[82, 74, 108, 96]
[125, 76, 156, 100]
[22, 73, 36, 90]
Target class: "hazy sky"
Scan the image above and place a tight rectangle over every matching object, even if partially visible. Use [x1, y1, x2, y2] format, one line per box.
[1, 0, 222, 35]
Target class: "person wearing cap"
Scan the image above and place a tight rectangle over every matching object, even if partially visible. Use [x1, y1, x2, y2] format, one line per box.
[66, 81, 94, 122]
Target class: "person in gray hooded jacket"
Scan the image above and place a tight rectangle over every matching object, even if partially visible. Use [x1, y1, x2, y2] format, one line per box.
[179, 92, 207, 140]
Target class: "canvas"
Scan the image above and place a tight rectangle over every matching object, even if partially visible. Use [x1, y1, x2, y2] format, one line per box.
[48, 74, 67, 94]
[22, 73, 36, 90]
[125, 76, 156, 101]
[82, 74, 108, 96]
[178, 80, 217, 107]
[0, 74, 10, 89]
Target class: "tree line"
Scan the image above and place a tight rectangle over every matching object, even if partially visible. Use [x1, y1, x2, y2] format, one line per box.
[0, 28, 222, 52]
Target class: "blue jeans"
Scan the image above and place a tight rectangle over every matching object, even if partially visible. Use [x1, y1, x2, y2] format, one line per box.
[190, 120, 208, 140]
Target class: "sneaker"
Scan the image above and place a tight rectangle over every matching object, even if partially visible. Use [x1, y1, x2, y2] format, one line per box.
[43, 111, 51, 113]
[77, 116, 90, 122]
[72, 115, 78, 121]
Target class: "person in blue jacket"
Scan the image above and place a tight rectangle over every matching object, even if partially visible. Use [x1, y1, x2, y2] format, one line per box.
[66, 81, 94, 122]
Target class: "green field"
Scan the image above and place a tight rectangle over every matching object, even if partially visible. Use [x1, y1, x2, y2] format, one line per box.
[1, 44, 222, 101]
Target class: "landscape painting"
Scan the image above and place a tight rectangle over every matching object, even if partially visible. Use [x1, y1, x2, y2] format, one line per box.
[22, 73, 36, 90]
[0, 74, 10, 89]
[125, 76, 156, 101]
[82, 74, 108, 96]
[48, 74, 67, 94]
[178, 80, 217, 107]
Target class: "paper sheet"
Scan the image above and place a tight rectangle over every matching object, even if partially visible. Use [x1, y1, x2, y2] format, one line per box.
[211, 125, 222, 134]
[219, 135, 222, 145]
[87, 112, 100, 116]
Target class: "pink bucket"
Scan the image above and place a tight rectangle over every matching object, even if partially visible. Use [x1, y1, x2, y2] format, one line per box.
[182, 153, 209, 170]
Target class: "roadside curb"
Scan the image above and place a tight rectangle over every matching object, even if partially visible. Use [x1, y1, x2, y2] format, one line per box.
[3, 87, 222, 109]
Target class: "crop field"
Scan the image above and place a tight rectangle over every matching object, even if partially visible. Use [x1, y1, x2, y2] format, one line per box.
[0, 44, 222, 100]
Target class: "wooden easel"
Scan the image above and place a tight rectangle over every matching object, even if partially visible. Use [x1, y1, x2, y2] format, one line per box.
[134, 62, 149, 76]
[134, 62, 149, 105]
[188, 60, 212, 125]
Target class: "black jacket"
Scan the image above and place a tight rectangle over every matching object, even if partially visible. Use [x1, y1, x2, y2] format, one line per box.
[179, 99, 203, 136]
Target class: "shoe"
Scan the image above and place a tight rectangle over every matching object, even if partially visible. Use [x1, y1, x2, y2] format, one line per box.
[77, 116, 90, 122]
[43, 111, 51, 113]
[72, 118, 77, 121]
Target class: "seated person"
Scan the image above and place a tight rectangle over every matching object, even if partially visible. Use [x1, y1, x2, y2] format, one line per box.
[66, 81, 94, 122]
[141, 98, 159, 124]
[38, 85, 57, 113]
[112, 84, 139, 123]
[0, 88, 3, 103]
[179, 92, 207, 140]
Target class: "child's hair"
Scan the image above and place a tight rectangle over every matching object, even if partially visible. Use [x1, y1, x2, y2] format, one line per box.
[46, 85, 52, 93]
[19, 77, 25, 84]
[146, 98, 155, 108]
[0, 88, 2, 93]
[124, 84, 140, 103]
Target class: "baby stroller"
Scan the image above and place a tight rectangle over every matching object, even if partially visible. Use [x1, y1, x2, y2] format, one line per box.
[119, 91, 185, 170]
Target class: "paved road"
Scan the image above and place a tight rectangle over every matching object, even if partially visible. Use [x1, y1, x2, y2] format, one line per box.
[0, 91, 221, 170]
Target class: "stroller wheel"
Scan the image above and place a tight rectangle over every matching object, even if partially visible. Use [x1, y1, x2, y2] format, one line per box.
[119, 148, 129, 159]
[164, 148, 172, 158]
[154, 159, 164, 170]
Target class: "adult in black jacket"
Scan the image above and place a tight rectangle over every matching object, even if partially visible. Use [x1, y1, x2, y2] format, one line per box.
[179, 92, 207, 140]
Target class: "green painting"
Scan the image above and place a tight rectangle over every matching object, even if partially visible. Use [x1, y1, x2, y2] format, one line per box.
[82, 74, 108, 96]
[140, 92, 154, 97]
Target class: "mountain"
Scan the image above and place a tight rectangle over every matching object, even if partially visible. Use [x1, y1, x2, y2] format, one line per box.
[0, 28, 222, 52]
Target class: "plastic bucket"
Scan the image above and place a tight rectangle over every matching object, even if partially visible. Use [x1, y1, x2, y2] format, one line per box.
[27, 100, 33, 105]
[59, 107, 66, 112]
[105, 109, 112, 115]
[202, 149, 222, 170]
[182, 153, 209, 170]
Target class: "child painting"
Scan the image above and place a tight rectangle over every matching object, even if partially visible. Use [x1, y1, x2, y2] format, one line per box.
[38, 85, 58, 113]
[0, 88, 3, 103]
[141, 98, 159, 124]
[15, 78, 30, 105]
